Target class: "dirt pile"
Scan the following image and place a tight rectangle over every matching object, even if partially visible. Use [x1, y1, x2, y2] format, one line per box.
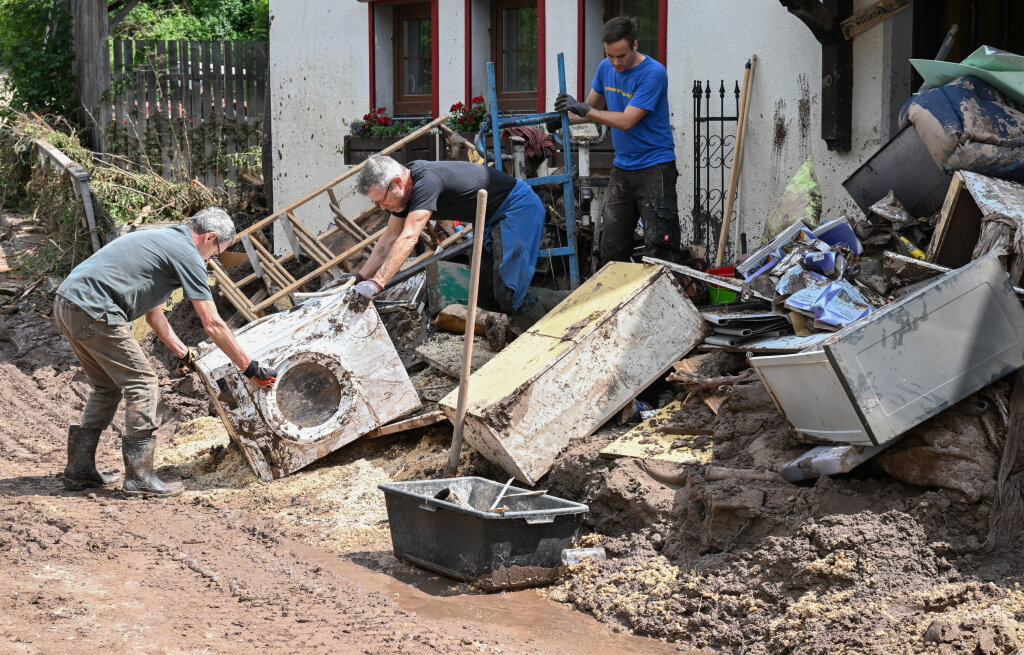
[555, 510, 1024, 653]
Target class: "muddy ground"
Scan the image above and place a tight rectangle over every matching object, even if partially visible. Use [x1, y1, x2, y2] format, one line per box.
[4, 213, 1024, 653]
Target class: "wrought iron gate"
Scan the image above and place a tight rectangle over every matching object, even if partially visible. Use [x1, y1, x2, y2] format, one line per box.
[692, 80, 740, 265]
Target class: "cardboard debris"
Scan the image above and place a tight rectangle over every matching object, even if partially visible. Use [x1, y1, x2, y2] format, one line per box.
[599, 400, 712, 465]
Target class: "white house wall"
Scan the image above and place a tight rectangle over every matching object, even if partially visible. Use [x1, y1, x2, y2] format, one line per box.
[270, 0, 912, 252]
[269, 0, 370, 235]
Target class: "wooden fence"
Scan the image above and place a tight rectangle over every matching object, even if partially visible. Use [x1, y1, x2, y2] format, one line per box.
[106, 39, 267, 190]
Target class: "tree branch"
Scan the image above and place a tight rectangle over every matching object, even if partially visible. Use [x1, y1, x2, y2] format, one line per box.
[109, 0, 143, 31]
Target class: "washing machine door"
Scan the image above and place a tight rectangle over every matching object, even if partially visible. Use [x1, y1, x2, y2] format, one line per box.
[256, 350, 365, 445]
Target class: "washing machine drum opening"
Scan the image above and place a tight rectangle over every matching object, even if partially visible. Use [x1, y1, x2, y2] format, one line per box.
[276, 362, 345, 427]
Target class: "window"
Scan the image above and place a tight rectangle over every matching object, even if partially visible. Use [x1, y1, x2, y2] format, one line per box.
[492, 0, 538, 111]
[394, 2, 432, 115]
[604, 0, 659, 59]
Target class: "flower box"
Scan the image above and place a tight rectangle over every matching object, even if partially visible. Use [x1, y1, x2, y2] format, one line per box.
[342, 133, 439, 166]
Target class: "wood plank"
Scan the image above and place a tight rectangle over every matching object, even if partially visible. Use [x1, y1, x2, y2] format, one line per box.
[253, 41, 266, 120]
[113, 39, 125, 132]
[840, 0, 909, 40]
[209, 261, 258, 321]
[189, 41, 201, 142]
[223, 40, 235, 121]
[144, 41, 157, 164]
[247, 236, 297, 289]
[244, 42, 256, 123]
[286, 212, 338, 260]
[211, 40, 223, 119]
[166, 40, 179, 120]
[599, 400, 713, 465]
[234, 41, 246, 121]
[926, 172, 987, 269]
[365, 409, 447, 439]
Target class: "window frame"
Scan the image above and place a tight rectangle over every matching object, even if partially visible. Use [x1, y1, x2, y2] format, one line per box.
[603, 0, 660, 59]
[393, 1, 433, 116]
[491, 0, 539, 112]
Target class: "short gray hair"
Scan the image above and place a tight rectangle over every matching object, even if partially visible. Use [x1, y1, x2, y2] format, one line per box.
[355, 155, 406, 195]
[187, 207, 235, 244]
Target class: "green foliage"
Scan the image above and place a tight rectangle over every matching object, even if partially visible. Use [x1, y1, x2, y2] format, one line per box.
[112, 0, 269, 41]
[0, 112, 222, 277]
[0, 0, 76, 116]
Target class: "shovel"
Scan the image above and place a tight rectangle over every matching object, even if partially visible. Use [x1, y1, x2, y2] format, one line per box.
[444, 189, 488, 476]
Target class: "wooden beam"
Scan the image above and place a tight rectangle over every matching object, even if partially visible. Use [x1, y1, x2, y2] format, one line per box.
[365, 410, 448, 439]
[779, 0, 852, 151]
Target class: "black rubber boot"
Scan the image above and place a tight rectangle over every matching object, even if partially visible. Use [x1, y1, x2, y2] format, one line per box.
[63, 425, 121, 490]
[121, 431, 184, 498]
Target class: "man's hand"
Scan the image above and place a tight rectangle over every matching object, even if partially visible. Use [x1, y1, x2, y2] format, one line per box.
[354, 279, 384, 299]
[244, 359, 277, 388]
[544, 116, 563, 133]
[176, 346, 197, 377]
[555, 93, 590, 118]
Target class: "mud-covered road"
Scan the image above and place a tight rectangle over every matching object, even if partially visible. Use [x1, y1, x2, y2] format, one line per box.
[0, 302, 690, 654]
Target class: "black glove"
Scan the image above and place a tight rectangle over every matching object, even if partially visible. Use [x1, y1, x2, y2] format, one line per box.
[554, 92, 590, 117]
[544, 116, 563, 133]
[244, 359, 278, 388]
[175, 346, 196, 377]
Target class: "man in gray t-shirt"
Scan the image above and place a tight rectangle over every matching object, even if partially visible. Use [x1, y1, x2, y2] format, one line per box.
[54, 208, 277, 498]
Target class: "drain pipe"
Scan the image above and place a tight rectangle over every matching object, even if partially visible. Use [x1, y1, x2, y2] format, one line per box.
[445, 189, 488, 476]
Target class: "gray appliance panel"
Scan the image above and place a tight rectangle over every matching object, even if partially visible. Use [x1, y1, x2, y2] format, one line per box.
[842, 124, 952, 217]
[824, 254, 1024, 445]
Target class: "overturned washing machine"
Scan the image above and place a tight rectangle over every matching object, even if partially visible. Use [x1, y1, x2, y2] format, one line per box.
[194, 288, 421, 480]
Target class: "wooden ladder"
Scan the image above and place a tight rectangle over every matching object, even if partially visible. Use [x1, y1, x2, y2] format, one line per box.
[211, 115, 451, 322]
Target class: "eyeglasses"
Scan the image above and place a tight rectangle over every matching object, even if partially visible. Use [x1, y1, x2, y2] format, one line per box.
[212, 240, 224, 261]
[371, 180, 396, 208]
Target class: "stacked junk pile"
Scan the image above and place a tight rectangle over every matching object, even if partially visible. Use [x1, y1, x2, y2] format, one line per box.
[185, 46, 1024, 591]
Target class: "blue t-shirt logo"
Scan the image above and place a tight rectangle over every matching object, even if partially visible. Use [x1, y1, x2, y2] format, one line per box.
[591, 56, 676, 170]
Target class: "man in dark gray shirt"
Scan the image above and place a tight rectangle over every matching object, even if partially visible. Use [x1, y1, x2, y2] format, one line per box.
[54, 208, 277, 498]
[352, 156, 560, 342]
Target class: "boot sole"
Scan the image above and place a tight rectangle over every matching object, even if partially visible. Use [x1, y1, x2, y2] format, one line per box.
[63, 477, 122, 491]
[121, 487, 184, 499]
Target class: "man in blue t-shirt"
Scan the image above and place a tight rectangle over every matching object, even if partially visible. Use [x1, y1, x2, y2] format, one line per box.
[553, 16, 682, 265]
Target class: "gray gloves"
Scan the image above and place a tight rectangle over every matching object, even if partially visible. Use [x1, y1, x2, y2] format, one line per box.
[354, 279, 384, 298]
[555, 93, 590, 117]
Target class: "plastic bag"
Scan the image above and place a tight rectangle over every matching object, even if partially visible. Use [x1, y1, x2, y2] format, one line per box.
[761, 158, 822, 243]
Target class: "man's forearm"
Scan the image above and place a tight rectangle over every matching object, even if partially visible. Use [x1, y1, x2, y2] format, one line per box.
[584, 108, 634, 131]
[373, 232, 419, 285]
[358, 232, 397, 279]
[203, 319, 251, 371]
[146, 309, 187, 359]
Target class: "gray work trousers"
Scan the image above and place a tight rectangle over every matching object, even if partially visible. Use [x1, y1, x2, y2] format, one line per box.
[53, 295, 159, 434]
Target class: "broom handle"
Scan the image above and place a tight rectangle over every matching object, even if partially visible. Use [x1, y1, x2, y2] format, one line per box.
[716, 58, 754, 267]
[445, 189, 488, 476]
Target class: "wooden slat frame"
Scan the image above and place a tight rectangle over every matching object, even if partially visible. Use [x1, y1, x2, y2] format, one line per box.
[211, 114, 449, 320]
